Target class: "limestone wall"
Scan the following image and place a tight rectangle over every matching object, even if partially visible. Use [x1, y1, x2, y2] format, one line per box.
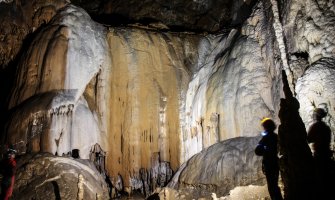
[105, 28, 198, 186]
[1, 0, 335, 195]
[281, 0, 335, 150]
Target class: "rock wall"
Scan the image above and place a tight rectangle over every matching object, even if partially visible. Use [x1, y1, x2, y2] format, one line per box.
[1, 0, 335, 196]
[182, 0, 282, 162]
[280, 0, 335, 150]
[0, 0, 69, 69]
[5, 5, 110, 159]
[3, 2, 279, 191]
[0, 0, 69, 134]
[105, 27, 198, 188]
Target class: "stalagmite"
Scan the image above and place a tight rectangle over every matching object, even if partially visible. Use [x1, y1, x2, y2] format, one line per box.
[278, 70, 316, 199]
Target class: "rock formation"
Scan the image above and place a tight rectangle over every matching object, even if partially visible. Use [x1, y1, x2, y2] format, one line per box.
[105, 27, 197, 188]
[167, 136, 264, 199]
[5, 4, 109, 159]
[12, 153, 109, 200]
[278, 70, 316, 199]
[281, 0, 335, 150]
[0, 0, 69, 134]
[182, 1, 282, 161]
[0, 0, 334, 198]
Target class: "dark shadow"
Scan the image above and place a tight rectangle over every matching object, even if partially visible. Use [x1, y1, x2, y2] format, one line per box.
[0, 22, 48, 144]
[231, 0, 259, 26]
[146, 193, 160, 200]
[278, 70, 317, 199]
[291, 52, 309, 60]
[51, 181, 61, 200]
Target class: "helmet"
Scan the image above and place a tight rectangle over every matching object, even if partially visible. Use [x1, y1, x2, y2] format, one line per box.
[313, 108, 327, 120]
[261, 118, 276, 132]
[5, 144, 16, 157]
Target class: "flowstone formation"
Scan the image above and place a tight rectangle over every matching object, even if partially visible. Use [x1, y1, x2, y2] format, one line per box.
[0, 0, 335, 197]
[106, 27, 196, 191]
[182, 0, 282, 161]
[0, 0, 69, 137]
[296, 58, 335, 139]
[12, 153, 109, 200]
[280, 0, 335, 151]
[167, 136, 264, 199]
[5, 4, 109, 159]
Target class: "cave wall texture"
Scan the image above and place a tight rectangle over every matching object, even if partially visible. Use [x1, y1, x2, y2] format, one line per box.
[0, 0, 334, 198]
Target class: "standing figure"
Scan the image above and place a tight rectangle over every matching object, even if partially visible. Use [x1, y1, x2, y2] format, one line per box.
[307, 108, 332, 160]
[255, 118, 283, 200]
[0, 148, 16, 200]
[307, 108, 333, 199]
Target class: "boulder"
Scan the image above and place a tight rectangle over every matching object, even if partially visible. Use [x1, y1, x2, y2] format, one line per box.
[12, 153, 109, 200]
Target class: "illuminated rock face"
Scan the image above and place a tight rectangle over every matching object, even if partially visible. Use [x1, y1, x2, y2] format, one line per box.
[105, 28, 198, 188]
[1, 0, 335, 196]
[182, 2, 282, 162]
[168, 136, 264, 199]
[4, 4, 198, 191]
[296, 58, 335, 148]
[6, 5, 110, 159]
[3, 1, 282, 192]
[282, 0, 335, 63]
[281, 0, 335, 150]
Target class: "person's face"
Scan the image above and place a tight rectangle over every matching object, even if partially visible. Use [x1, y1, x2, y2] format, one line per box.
[8, 153, 15, 159]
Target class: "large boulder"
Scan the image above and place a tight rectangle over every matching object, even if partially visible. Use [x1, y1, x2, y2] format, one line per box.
[12, 153, 109, 200]
[167, 136, 265, 199]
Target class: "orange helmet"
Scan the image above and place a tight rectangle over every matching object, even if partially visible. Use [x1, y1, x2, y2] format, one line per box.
[261, 118, 276, 131]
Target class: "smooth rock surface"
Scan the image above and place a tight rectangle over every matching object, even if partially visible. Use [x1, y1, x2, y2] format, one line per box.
[168, 136, 264, 199]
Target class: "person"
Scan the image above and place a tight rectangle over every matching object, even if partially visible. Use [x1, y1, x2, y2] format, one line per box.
[0, 148, 17, 200]
[307, 108, 333, 199]
[255, 118, 283, 200]
[307, 108, 332, 160]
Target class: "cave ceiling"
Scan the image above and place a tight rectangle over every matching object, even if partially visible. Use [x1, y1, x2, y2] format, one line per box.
[70, 0, 255, 32]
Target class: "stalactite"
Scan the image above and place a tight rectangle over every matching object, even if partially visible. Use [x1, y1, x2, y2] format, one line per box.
[269, 0, 295, 94]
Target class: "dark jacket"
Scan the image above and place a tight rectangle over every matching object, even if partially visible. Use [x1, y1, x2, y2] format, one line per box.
[307, 121, 332, 159]
[255, 131, 279, 171]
